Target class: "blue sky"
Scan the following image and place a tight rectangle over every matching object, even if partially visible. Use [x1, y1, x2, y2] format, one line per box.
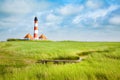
[0, 0, 120, 41]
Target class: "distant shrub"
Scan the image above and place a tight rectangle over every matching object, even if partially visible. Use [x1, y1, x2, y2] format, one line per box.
[7, 38, 53, 42]
[7, 38, 28, 41]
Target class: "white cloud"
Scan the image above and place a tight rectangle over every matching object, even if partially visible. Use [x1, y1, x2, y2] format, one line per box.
[39, 13, 63, 29]
[0, 0, 34, 14]
[86, 0, 103, 9]
[59, 4, 84, 15]
[0, 15, 30, 29]
[0, 0, 52, 15]
[109, 16, 120, 25]
[46, 13, 62, 22]
[72, 16, 83, 24]
[34, 1, 53, 11]
[86, 5, 118, 20]
[1, 16, 22, 23]
[72, 5, 119, 25]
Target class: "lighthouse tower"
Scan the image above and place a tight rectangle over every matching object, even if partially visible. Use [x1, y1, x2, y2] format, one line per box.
[34, 17, 39, 40]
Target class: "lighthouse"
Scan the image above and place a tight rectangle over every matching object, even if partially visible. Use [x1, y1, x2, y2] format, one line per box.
[24, 16, 47, 40]
[34, 17, 39, 40]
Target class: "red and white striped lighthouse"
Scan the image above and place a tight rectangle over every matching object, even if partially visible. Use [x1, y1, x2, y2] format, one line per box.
[34, 17, 39, 40]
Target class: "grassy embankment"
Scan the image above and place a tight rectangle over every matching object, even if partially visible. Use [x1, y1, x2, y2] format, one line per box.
[0, 41, 120, 80]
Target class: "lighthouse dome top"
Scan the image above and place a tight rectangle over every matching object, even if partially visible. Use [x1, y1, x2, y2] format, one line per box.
[34, 16, 38, 21]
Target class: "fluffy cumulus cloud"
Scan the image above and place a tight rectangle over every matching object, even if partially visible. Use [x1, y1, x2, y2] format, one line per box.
[86, 0, 103, 9]
[109, 16, 120, 25]
[72, 5, 119, 27]
[0, 0, 34, 14]
[46, 13, 62, 22]
[0, 0, 120, 41]
[59, 4, 84, 15]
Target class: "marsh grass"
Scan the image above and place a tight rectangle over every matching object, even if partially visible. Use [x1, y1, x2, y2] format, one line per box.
[0, 41, 120, 80]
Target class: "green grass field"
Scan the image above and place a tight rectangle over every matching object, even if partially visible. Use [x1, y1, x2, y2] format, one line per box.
[0, 41, 120, 80]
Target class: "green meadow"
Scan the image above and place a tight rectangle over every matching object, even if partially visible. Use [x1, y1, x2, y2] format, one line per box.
[0, 41, 120, 80]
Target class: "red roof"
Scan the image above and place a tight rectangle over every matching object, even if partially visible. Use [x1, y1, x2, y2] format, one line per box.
[39, 34, 47, 40]
[24, 33, 33, 40]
